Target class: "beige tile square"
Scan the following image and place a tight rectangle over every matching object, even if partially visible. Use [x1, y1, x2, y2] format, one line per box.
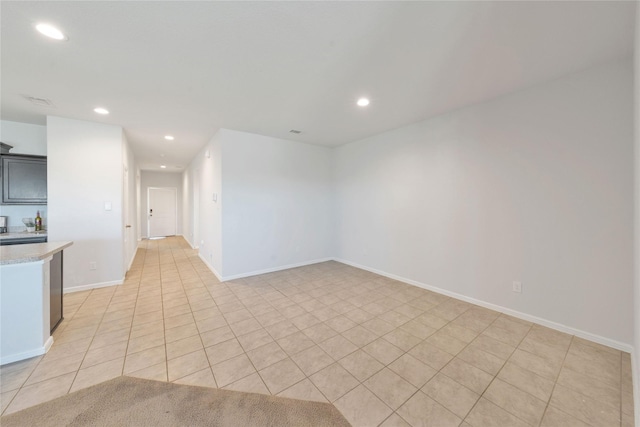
[540, 405, 590, 427]
[399, 319, 436, 340]
[363, 338, 404, 365]
[229, 318, 262, 336]
[334, 384, 393, 427]
[276, 331, 315, 356]
[301, 323, 338, 344]
[173, 367, 217, 388]
[167, 349, 210, 381]
[124, 344, 166, 374]
[318, 334, 358, 360]
[236, 328, 273, 351]
[498, 361, 555, 402]
[440, 358, 493, 394]
[265, 320, 299, 340]
[246, 341, 288, 371]
[457, 345, 505, 376]
[468, 334, 515, 360]
[364, 368, 417, 410]
[339, 349, 385, 382]
[25, 352, 85, 386]
[89, 328, 130, 350]
[388, 353, 437, 388]
[382, 329, 422, 352]
[509, 348, 562, 381]
[1, 367, 34, 394]
[465, 397, 530, 427]
[82, 340, 128, 369]
[166, 334, 204, 360]
[127, 330, 165, 355]
[205, 338, 244, 365]
[362, 318, 396, 336]
[325, 315, 357, 333]
[225, 372, 269, 395]
[278, 378, 327, 402]
[291, 345, 334, 376]
[200, 325, 235, 347]
[258, 358, 306, 394]
[70, 357, 124, 392]
[310, 363, 360, 402]
[211, 354, 256, 388]
[1, 389, 18, 414]
[4, 372, 75, 415]
[483, 378, 546, 426]
[343, 325, 379, 347]
[379, 413, 411, 427]
[408, 342, 454, 370]
[165, 322, 199, 343]
[396, 391, 461, 427]
[195, 314, 228, 333]
[549, 383, 620, 427]
[425, 330, 467, 355]
[422, 373, 479, 418]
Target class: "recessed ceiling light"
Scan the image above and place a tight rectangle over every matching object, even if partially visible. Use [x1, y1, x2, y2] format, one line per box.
[160, 165, 167, 169]
[35, 23, 67, 40]
[357, 98, 370, 107]
[164, 135, 174, 140]
[94, 107, 109, 115]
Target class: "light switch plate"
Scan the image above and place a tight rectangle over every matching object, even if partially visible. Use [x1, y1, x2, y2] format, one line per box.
[104, 201, 112, 211]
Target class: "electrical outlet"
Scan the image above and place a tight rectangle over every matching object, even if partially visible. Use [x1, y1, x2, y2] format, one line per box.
[512, 281, 522, 293]
[89, 262, 97, 270]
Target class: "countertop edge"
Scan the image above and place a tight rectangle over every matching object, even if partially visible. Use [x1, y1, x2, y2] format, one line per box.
[0, 241, 73, 265]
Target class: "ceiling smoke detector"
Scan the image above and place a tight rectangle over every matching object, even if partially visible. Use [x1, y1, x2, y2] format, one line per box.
[25, 96, 54, 107]
[289, 129, 302, 134]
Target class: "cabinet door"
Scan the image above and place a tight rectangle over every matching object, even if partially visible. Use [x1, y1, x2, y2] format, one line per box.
[1, 155, 47, 204]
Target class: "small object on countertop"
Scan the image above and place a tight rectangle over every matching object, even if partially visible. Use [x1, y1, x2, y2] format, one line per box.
[35, 211, 42, 231]
[23, 217, 35, 232]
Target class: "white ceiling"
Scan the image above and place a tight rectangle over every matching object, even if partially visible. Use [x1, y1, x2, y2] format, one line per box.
[1, 1, 635, 171]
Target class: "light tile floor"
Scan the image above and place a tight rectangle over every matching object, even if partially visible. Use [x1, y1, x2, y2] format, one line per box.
[0, 236, 634, 426]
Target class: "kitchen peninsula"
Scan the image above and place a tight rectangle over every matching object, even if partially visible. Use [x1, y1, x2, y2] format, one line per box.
[0, 241, 72, 365]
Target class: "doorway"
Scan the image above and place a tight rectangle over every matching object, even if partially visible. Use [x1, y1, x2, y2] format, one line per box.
[147, 187, 177, 238]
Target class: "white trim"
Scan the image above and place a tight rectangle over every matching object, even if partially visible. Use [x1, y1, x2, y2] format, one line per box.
[64, 280, 122, 294]
[633, 350, 639, 427]
[220, 258, 334, 282]
[335, 258, 633, 353]
[126, 241, 139, 272]
[1, 336, 53, 366]
[198, 253, 223, 282]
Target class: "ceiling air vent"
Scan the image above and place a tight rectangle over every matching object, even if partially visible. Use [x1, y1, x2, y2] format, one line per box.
[289, 129, 302, 134]
[25, 96, 54, 107]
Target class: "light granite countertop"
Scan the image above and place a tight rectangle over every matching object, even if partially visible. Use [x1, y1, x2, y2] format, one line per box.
[0, 241, 72, 265]
[0, 231, 48, 240]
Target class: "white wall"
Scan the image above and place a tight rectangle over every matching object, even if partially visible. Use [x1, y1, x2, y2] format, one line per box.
[47, 116, 125, 291]
[123, 136, 138, 271]
[0, 120, 48, 230]
[184, 131, 223, 275]
[139, 171, 183, 238]
[220, 129, 333, 278]
[335, 60, 634, 347]
[0, 120, 47, 155]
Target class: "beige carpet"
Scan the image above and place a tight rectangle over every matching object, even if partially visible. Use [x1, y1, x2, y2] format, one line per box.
[0, 376, 352, 427]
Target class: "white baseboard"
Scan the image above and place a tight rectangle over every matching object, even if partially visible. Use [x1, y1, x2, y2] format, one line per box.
[632, 351, 639, 427]
[1, 336, 53, 366]
[64, 279, 122, 294]
[334, 258, 633, 353]
[220, 258, 334, 282]
[198, 253, 223, 282]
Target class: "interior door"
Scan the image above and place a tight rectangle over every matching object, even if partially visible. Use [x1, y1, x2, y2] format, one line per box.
[148, 187, 177, 237]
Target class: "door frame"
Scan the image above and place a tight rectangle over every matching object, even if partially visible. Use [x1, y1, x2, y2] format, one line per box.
[147, 186, 178, 238]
